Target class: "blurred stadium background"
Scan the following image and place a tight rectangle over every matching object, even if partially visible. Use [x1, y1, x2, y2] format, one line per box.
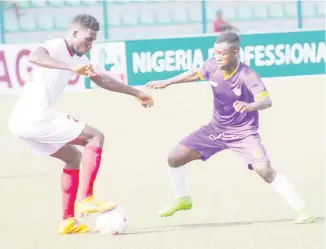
[0, 0, 325, 44]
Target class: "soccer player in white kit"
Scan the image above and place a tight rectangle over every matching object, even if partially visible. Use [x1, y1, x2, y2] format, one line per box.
[8, 14, 153, 235]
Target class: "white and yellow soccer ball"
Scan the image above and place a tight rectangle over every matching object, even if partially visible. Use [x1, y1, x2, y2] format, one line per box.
[95, 205, 128, 235]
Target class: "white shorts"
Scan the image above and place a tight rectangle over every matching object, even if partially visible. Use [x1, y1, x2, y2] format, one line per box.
[8, 111, 86, 156]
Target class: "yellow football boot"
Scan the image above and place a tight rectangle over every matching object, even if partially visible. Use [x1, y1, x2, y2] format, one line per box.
[58, 217, 90, 235]
[76, 196, 118, 217]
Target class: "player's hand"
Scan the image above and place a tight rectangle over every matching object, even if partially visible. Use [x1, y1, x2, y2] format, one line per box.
[145, 80, 170, 89]
[136, 91, 154, 108]
[71, 64, 99, 77]
[233, 101, 254, 113]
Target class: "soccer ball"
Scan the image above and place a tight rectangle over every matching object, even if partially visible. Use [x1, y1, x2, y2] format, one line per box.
[95, 205, 128, 235]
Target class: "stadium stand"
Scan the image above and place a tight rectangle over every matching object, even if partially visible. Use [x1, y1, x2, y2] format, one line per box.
[2, 0, 325, 43]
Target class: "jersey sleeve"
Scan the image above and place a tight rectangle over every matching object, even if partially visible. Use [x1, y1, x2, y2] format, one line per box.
[40, 38, 64, 54]
[244, 70, 269, 101]
[196, 59, 213, 80]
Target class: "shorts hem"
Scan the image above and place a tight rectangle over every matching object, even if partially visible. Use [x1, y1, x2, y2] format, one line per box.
[21, 122, 86, 156]
[247, 157, 270, 165]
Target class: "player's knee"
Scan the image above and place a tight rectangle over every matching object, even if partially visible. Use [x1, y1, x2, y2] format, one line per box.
[167, 152, 183, 168]
[167, 144, 200, 167]
[253, 162, 276, 183]
[167, 156, 182, 168]
[261, 170, 276, 183]
[96, 130, 105, 144]
[65, 150, 82, 169]
[73, 150, 82, 163]
[90, 130, 105, 147]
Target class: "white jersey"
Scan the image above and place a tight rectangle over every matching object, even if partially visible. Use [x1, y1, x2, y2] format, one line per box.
[8, 38, 90, 156]
[11, 38, 89, 119]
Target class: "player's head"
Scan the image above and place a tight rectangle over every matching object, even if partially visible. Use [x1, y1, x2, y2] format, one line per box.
[213, 31, 240, 70]
[69, 14, 100, 56]
[216, 9, 223, 19]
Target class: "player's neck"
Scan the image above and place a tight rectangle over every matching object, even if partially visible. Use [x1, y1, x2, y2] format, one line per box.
[221, 60, 240, 80]
[64, 38, 75, 56]
[223, 60, 239, 74]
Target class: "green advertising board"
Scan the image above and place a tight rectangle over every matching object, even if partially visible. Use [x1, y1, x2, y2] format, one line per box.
[124, 30, 325, 86]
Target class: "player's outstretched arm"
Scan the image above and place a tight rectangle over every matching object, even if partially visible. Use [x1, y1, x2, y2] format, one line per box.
[90, 71, 153, 108]
[29, 47, 102, 77]
[145, 68, 200, 89]
[28, 46, 73, 71]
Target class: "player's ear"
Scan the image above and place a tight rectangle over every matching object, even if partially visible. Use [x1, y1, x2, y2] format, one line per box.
[72, 30, 78, 38]
[233, 49, 239, 57]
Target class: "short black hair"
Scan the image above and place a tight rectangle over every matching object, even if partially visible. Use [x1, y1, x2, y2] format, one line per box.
[71, 14, 100, 31]
[216, 31, 240, 50]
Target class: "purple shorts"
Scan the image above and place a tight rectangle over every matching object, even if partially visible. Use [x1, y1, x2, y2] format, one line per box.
[179, 123, 269, 169]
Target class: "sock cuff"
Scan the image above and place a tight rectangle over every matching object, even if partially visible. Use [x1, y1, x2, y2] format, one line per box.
[86, 146, 103, 154]
[270, 173, 286, 186]
[168, 166, 186, 172]
[63, 168, 80, 174]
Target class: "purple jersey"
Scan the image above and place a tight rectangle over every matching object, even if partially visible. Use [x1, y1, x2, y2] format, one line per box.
[198, 59, 268, 137]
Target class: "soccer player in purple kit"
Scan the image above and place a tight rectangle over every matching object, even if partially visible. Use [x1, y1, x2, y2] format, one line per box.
[146, 31, 315, 224]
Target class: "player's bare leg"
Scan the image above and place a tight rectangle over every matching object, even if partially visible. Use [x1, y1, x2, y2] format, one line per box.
[159, 144, 202, 217]
[69, 124, 117, 217]
[51, 144, 90, 235]
[252, 162, 316, 224]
